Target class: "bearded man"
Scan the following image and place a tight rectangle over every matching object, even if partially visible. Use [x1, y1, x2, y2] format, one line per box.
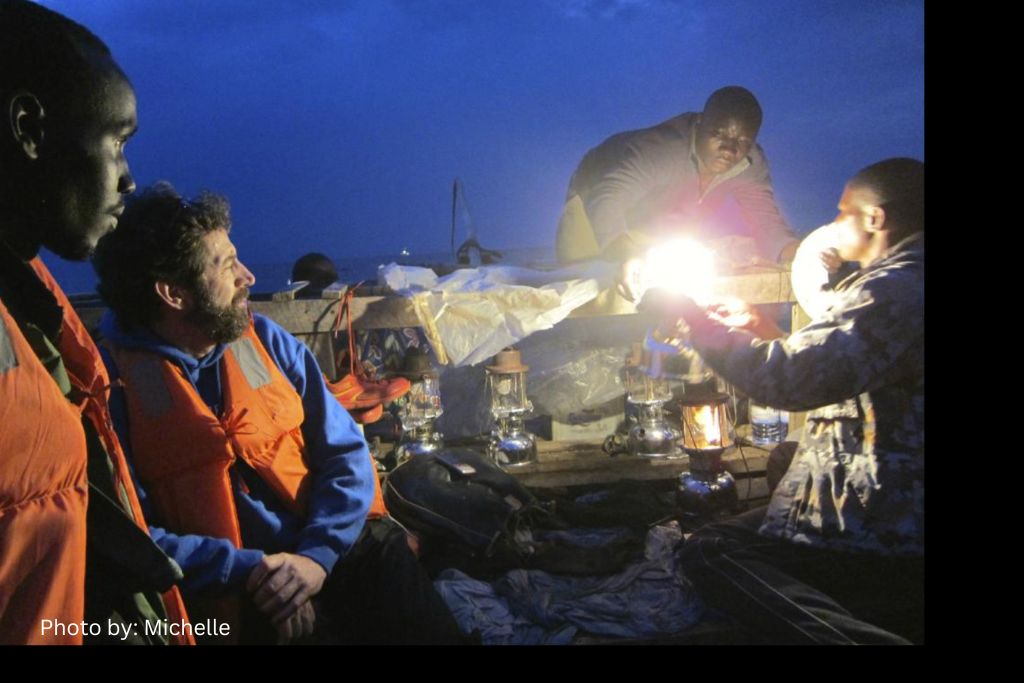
[92, 182, 463, 644]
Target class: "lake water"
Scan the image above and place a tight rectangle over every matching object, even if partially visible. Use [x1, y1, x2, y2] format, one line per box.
[46, 244, 554, 296]
[250, 244, 554, 293]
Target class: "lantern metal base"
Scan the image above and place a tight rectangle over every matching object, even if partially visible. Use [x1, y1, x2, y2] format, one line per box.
[626, 419, 683, 459]
[395, 429, 445, 465]
[488, 430, 537, 468]
[625, 400, 682, 459]
[676, 448, 738, 515]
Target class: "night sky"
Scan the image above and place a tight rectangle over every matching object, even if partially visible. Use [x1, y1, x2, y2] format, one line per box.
[39, 0, 924, 292]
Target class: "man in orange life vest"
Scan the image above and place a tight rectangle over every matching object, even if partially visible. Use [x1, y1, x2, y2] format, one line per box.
[0, 0, 191, 645]
[92, 182, 464, 644]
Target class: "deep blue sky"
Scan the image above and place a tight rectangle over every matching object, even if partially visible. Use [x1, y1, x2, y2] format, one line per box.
[40, 0, 924, 291]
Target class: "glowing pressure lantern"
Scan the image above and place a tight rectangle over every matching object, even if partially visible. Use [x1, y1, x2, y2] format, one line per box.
[676, 392, 738, 516]
[643, 238, 716, 304]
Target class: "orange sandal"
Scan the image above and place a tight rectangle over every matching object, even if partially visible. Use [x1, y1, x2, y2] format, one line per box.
[347, 403, 384, 425]
[326, 284, 411, 411]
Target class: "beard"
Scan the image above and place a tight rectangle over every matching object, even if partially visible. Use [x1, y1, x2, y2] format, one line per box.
[187, 285, 251, 344]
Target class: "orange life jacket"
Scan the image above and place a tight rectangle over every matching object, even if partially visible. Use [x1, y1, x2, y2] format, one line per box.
[0, 300, 89, 645]
[28, 259, 195, 646]
[111, 322, 386, 642]
[111, 322, 386, 549]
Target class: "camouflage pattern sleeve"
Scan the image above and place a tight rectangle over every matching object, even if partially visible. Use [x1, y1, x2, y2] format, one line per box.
[688, 264, 923, 412]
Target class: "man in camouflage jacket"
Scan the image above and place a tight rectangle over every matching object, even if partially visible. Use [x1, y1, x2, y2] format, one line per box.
[667, 158, 924, 644]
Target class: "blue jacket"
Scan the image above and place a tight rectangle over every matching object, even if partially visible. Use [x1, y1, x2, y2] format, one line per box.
[101, 312, 375, 598]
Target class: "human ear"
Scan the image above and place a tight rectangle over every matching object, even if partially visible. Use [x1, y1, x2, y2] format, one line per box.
[865, 206, 886, 233]
[154, 281, 190, 311]
[8, 92, 46, 161]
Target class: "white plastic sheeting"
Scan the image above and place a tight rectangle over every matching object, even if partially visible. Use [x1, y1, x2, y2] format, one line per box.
[378, 261, 614, 367]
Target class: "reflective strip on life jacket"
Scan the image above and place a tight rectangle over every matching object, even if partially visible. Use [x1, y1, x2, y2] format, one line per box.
[0, 316, 17, 373]
[229, 336, 272, 388]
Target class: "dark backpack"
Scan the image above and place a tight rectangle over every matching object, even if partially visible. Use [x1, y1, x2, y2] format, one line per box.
[383, 448, 645, 579]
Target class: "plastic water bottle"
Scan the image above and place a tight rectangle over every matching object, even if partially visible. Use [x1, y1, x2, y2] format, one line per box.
[750, 403, 789, 446]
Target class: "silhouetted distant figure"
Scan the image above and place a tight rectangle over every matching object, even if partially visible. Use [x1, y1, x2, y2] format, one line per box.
[292, 252, 339, 296]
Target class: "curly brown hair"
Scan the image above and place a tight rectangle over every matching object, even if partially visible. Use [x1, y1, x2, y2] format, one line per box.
[92, 181, 232, 331]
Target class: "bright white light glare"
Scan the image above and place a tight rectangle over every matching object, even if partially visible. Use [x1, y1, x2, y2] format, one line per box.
[643, 238, 716, 304]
